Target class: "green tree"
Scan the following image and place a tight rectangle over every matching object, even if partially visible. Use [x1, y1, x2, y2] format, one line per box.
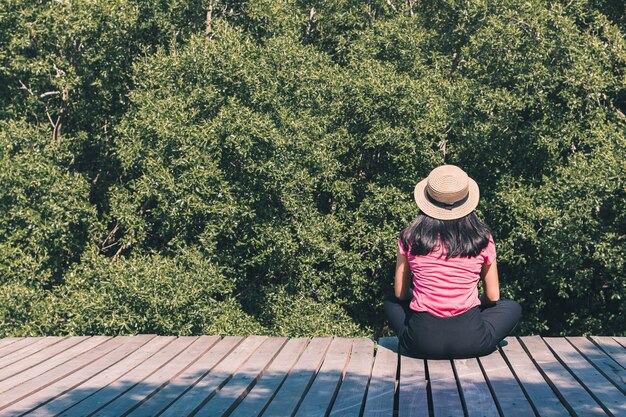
[0, 0, 624, 337]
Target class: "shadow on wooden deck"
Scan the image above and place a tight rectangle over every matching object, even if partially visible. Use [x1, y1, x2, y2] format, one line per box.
[0, 335, 624, 416]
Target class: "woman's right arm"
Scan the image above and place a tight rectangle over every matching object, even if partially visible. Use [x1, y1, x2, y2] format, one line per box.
[480, 260, 500, 305]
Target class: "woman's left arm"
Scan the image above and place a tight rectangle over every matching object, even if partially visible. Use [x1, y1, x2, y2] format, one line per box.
[395, 250, 412, 300]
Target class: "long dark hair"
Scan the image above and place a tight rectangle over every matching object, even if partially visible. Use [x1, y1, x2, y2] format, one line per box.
[400, 212, 492, 259]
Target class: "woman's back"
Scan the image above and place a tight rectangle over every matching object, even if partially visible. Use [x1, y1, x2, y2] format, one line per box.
[399, 235, 496, 317]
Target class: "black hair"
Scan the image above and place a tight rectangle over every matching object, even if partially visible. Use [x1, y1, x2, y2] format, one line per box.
[399, 212, 492, 259]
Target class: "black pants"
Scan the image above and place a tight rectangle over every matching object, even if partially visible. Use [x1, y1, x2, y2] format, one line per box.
[383, 294, 522, 359]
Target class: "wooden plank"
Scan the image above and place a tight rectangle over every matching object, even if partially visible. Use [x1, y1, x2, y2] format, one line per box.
[58, 336, 193, 416]
[0, 336, 88, 383]
[127, 336, 242, 416]
[0, 336, 103, 394]
[479, 347, 535, 416]
[427, 360, 463, 417]
[32, 335, 172, 417]
[0, 338, 20, 350]
[198, 337, 287, 416]
[499, 337, 569, 417]
[295, 337, 353, 417]
[591, 336, 626, 369]
[0, 335, 153, 415]
[5, 335, 623, 417]
[0, 337, 44, 359]
[544, 337, 626, 416]
[329, 338, 374, 417]
[92, 336, 206, 416]
[0, 336, 114, 410]
[362, 337, 398, 417]
[520, 336, 606, 416]
[398, 354, 428, 417]
[0, 336, 64, 369]
[159, 335, 267, 417]
[454, 358, 498, 417]
[229, 338, 308, 417]
[568, 337, 626, 393]
[255, 337, 332, 417]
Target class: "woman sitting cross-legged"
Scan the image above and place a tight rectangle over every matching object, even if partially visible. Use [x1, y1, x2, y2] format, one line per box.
[384, 164, 522, 359]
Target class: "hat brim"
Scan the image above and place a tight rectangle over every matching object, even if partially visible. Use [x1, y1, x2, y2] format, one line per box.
[413, 177, 480, 220]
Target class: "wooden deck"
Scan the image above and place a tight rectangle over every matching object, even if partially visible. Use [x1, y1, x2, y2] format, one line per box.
[0, 336, 624, 416]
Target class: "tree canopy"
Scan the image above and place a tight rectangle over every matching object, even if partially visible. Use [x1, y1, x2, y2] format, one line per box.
[0, 0, 624, 337]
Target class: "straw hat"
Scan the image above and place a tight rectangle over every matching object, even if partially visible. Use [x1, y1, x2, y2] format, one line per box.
[414, 165, 479, 220]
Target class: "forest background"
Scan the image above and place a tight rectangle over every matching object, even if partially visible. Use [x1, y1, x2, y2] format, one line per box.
[0, 0, 624, 338]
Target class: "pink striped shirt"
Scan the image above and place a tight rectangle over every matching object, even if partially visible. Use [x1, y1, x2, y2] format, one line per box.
[398, 236, 496, 317]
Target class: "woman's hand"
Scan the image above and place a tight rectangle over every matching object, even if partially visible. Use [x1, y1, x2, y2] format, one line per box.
[395, 250, 412, 300]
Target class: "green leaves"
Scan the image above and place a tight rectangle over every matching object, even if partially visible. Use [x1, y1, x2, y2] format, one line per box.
[0, 120, 99, 287]
[0, 0, 624, 337]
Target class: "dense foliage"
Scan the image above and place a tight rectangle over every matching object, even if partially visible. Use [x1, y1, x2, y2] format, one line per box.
[0, 0, 624, 337]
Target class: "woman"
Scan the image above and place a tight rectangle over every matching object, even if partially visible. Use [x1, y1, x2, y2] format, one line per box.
[384, 164, 521, 359]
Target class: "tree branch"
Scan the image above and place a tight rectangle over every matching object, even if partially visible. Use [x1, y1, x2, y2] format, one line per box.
[18, 79, 35, 96]
[407, 0, 415, 16]
[305, 7, 317, 39]
[205, 0, 215, 43]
